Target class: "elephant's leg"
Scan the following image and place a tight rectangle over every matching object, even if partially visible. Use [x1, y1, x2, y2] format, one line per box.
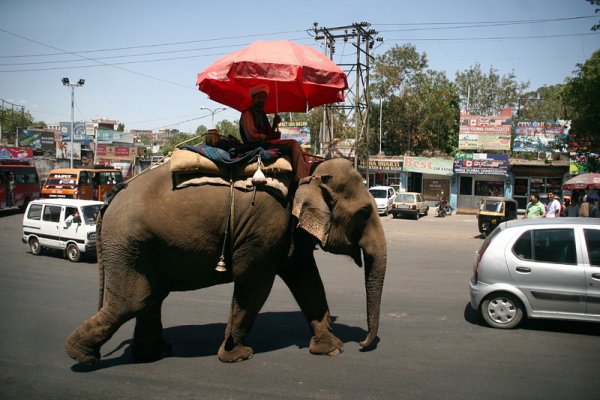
[278, 256, 344, 356]
[65, 270, 153, 365]
[218, 273, 276, 363]
[132, 291, 171, 362]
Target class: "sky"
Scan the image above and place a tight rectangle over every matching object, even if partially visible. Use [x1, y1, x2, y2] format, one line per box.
[0, 0, 599, 134]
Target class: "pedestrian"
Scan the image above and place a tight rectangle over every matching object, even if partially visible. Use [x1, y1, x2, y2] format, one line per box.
[545, 192, 561, 218]
[590, 194, 600, 218]
[6, 172, 15, 207]
[524, 193, 545, 219]
[565, 195, 580, 217]
[578, 195, 590, 217]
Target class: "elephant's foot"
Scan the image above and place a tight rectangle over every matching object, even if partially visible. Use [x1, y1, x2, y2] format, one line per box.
[218, 343, 254, 363]
[65, 334, 101, 366]
[309, 332, 344, 356]
[133, 337, 172, 362]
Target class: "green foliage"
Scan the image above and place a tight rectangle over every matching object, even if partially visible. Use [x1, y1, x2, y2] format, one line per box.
[589, 0, 600, 31]
[517, 84, 567, 120]
[117, 123, 125, 132]
[195, 124, 208, 135]
[160, 132, 199, 156]
[455, 63, 529, 116]
[563, 49, 600, 150]
[0, 107, 35, 144]
[370, 46, 459, 156]
[215, 119, 240, 140]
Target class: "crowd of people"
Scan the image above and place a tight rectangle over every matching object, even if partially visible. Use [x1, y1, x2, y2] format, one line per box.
[525, 192, 600, 219]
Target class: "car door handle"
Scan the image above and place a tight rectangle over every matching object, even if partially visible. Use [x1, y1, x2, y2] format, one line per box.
[592, 273, 600, 280]
[516, 267, 531, 273]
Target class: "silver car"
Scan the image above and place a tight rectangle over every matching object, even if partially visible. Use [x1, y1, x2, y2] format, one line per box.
[469, 218, 600, 329]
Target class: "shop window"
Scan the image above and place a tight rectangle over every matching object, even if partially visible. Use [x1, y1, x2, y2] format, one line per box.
[474, 181, 504, 197]
[459, 176, 473, 195]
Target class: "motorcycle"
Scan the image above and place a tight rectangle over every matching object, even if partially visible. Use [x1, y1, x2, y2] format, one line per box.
[436, 196, 453, 217]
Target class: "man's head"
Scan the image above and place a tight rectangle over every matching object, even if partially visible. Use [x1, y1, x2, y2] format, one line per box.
[530, 193, 539, 203]
[249, 84, 269, 109]
[548, 193, 556, 202]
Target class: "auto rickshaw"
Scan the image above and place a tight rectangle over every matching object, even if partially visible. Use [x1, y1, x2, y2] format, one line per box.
[477, 197, 518, 238]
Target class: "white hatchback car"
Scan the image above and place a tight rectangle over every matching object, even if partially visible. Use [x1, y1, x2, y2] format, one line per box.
[368, 186, 396, 216]
[470, 218, 600, 329]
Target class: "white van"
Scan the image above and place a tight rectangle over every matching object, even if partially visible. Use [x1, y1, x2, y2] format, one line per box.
[22, 199, 104, 262]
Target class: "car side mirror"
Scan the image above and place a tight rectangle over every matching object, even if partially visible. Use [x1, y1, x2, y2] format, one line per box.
[73, 216, 81, 224]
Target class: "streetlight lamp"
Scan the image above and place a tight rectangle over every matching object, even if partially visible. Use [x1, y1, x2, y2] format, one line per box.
[62, 77, 85, 168]
[200, 106, 226, 127]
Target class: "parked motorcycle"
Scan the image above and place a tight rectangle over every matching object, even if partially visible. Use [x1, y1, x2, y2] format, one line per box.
[436, 196, 453, 217]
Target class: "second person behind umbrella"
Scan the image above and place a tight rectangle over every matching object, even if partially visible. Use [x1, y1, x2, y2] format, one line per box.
[239, 85, 308, 182]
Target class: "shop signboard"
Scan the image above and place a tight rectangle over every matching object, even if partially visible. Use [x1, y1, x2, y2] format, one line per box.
[512, 120, 570, 152]
[453, 153, 509, 175]
[95, 145, 138, 160]
[278, 121, 310, 146]
[358, 158, 402, 172]
[403, 156, 453, 176]
[459, 109, 512, 151]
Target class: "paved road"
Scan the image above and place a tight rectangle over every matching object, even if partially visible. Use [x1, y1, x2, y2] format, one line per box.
[1, 209, 598, 399]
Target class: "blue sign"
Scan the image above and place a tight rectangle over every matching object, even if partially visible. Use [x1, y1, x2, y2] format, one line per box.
[453, 153, 509, 176]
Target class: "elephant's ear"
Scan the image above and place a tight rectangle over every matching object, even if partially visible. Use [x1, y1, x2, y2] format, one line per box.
[292, 175, 332, 246]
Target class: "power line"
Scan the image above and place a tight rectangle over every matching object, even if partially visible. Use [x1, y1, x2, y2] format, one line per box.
[374, 15, 596, 29]
[386, 31, 600, 42]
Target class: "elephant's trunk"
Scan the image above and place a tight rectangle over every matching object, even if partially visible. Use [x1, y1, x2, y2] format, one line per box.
[359, 229, 387, 348]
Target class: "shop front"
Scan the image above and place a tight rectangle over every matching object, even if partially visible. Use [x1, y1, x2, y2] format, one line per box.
[510, 159, 570, 210]
[403, 156, 454, 205]
[454, 153, 510, 211]
[358, 157, 403, 191]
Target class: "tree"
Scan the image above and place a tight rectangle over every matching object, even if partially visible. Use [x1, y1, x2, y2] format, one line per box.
[589, 0, 600, 31]
[517, 84, 567, 120]
[455, 63, 529, 116]
[117, 123, 125, 132]
[195, 124, 208, 135]
[370, 45, 459, 156]
[215, 119, 240, 139]
[0, 106, 34, 144]
[563, 49, 600, 151]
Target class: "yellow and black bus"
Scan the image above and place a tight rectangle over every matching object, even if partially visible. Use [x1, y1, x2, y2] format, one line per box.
[41, 167, 123, 201]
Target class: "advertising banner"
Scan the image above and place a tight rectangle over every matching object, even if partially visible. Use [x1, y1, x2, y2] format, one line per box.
[453, 153, 509, 175]
[0, 147, 33, 161]
[59, 121, 87, 138]
[403, 156, 454, 176]
[17, 129, 56, 151]
[95, 145, 138, 160]
[512, 120, 570, 152]
[97, 129, 134, 144]
[278, 121, 310, 146]
[459, 110, 512, 151]
[55, 142, 81, 160]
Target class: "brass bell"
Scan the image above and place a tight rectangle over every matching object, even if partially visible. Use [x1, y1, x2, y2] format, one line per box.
[215, 255, 227, 272]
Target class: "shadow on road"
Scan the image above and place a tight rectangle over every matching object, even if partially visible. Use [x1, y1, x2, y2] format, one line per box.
[71, 311, 368, 371]
[463, 302, 600, 336]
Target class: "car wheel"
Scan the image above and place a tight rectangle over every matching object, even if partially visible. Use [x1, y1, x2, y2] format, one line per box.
[413, 212, 419, 220]
[481, 293, 524, 329]
[29, 237, 42, 256]
[66, 243, 81, 263]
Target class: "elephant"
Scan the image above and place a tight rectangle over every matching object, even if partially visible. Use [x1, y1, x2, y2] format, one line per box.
[65, 157, 387, 364]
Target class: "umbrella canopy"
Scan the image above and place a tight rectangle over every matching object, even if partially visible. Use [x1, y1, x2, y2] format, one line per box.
[196, 40, 348, 114]
[561, 173, 600, 190]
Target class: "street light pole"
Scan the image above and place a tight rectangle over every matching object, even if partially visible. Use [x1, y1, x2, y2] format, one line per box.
[200, 107, 226, 127]
[62, 78, 85, 168]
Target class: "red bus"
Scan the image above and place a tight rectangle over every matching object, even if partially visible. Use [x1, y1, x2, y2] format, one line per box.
[0, 161, 41, 211]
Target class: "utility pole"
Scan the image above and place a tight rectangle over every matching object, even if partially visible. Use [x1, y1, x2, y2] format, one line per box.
[311, 22, 382, 186]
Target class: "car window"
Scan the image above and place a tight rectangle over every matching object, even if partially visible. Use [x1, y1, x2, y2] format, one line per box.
[42, 205, 61, 223]
[369, 190, 386, 199]
[513, 228, 576, 265]
[27, 204, 42, 220]
[584, 229, 600, 266]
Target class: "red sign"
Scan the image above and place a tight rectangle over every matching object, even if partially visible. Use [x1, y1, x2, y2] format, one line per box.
[0, 147, 33, 161]
[96, 145, 107, 156]
[115, 147, 130, 156]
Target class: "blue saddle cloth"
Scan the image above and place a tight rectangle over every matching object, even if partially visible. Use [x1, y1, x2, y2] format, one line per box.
[181, 139, 289, 166]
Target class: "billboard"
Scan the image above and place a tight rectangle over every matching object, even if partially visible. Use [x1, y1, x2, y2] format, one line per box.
[453, 153, 509, 175]
[17, 129, 56, 151]
[59, 121, 86, 138]
[0, 147, 33, 161]
[278, 121, 310, 146]
[512, 120, 570, 152]
[55, 142, 81, 160]
[459, 109, 512, 151]
[97, 129, 134, 144]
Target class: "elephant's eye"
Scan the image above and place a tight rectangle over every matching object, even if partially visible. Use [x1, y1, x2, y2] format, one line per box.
[356, 206, 371, 219]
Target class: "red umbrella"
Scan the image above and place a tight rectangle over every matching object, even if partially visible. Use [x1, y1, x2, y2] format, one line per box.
[561, 173, 600, 190]
[196, 40, 348, 114]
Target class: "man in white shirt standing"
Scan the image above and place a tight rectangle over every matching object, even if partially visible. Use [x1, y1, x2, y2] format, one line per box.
[545, 192, 561, 218]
